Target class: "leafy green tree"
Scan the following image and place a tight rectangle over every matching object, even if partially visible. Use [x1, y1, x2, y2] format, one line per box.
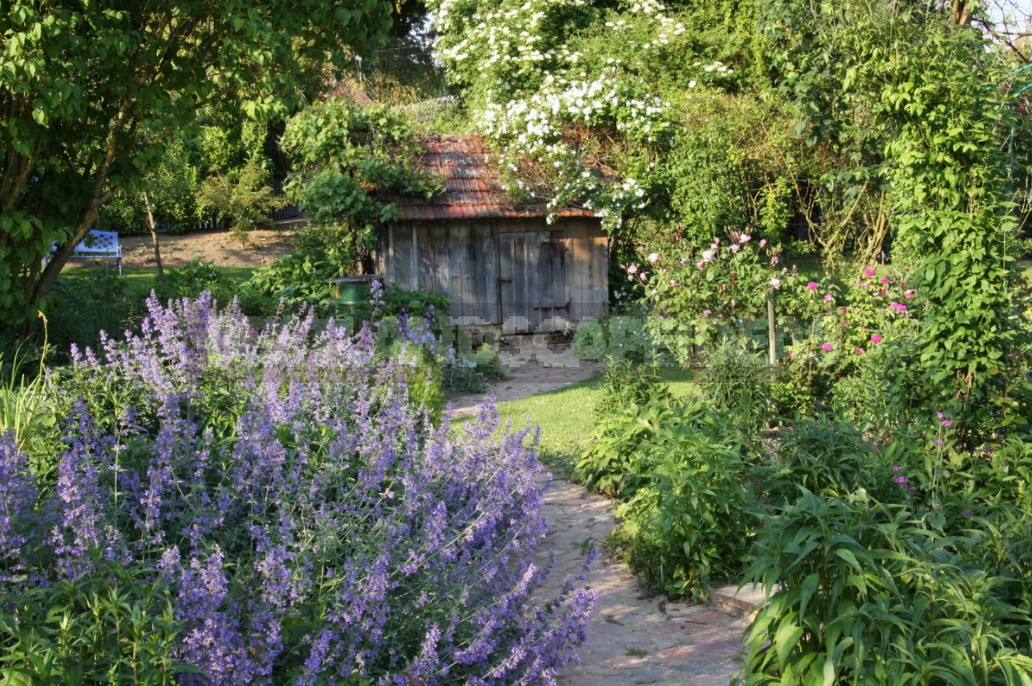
[281, 99, 440, 271]
[0, 1, 392, 334]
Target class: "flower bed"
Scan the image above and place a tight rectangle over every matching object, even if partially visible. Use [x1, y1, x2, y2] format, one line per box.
[0, 294, 595, 684]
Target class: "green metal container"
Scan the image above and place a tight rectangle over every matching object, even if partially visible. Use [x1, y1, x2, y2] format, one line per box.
[330, 274, 382, 305]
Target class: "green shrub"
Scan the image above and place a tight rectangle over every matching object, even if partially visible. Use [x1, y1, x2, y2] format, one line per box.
[611, 422, 757, 600]
[153, 258, 234, 304]
[0, 560, 184, 684]
[572, 314, 652, 363]
[761, 417, 880, 506]
[744, 491, 1032, 684]
[698, 339, 774, 434]
[578, 395, 758, 599]
[45, 269, 141, 353]
[442, 344, 505, 394]
[575, 392, 679, 498]
[593, 359, 667, 418]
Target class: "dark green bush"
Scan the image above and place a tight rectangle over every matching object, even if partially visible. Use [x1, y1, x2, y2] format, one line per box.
[153, 258, 234, 304]
[577, 395, 759, 599]
[744, 491, 1032, 684]
[698, 339, 774, 434]
[442, 344, 505, 394]
[45, 269, 141, 354]
[0, 560, 185, 684]
[593, 359, 667, 418]
[611, 421, 758, 600]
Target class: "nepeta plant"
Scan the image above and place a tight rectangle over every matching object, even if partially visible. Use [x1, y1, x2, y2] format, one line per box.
[1, 294, 596, 684]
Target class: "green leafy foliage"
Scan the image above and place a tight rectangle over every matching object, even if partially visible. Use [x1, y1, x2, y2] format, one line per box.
[442, 345, 505, 394]
[153, 259, 235, 305]
[0, 0, 393, 333]
[593, 360, 666, 418]
[744, 491, 1032, 685]
[195, 160, 285, 238]
[577, 394, 758, 599]
[697, 339, 774, 433]
[282, 100, 442, 265]
[0, 560, 184, 684]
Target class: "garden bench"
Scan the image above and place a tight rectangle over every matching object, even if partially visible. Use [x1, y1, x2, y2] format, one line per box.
[46, 229, 123, 275]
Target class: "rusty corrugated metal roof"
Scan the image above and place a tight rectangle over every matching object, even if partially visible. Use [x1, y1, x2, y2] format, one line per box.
[390, 134, 596, 222]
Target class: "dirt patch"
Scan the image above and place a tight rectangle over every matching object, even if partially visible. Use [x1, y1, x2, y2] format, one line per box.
[119, 224, 300, 269]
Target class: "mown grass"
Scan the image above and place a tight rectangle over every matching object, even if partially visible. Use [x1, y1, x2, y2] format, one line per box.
[453, 365, 697, 477]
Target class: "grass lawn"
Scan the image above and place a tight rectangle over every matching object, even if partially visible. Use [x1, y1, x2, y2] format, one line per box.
[455, 366, 697, 478]
[60, 264, 257, 300]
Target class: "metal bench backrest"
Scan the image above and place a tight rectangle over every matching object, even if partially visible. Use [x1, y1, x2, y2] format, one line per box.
[74, 230, 122, 257]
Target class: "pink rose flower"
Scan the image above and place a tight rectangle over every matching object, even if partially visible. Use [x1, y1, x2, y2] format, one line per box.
[807, 281, 818, 291]
[821, 343, 833, 352]
[759, 239, 767, 247]
[864, 268, 876, 277]
[824, 294, 834, 302]
[855, 347, 865, 355]
[871, 334, 881, 344]
[770, 277, 781, 288]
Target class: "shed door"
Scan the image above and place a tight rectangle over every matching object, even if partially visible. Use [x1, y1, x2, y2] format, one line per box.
[499, 232, 569, 334]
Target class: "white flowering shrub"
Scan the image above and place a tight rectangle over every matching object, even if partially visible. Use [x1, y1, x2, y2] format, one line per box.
[427, 0, 749, 229]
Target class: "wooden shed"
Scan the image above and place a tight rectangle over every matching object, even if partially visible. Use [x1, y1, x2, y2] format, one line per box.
[374, 135, 608, 335]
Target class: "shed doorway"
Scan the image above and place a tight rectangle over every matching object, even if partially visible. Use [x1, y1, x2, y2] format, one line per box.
[499, 231, 569, 335]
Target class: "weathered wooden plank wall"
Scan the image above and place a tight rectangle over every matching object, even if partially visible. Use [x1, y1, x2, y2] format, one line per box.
[382, 218, 607, 332]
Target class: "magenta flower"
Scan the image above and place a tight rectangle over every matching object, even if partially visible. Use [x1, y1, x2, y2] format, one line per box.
[904, 290, 915, 300]
[880, 277, 890, 285]
[864, 268, 876, 277]
[824, 294, 834, 302]
[870, 334, 881, 344]
[806, 281, 818, 291]
[892, 466, 902, 473]
[821, 343, 833, 352]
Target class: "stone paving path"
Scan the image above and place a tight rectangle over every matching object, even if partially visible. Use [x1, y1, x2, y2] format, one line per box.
[538, 478, 749, 686]
[449, 341, 750, 685]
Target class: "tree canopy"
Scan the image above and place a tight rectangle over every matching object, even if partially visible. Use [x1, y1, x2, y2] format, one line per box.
[0, 0, 393, 333]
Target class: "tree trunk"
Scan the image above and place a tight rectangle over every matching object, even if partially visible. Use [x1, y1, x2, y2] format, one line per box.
[950, 0, 971, 25]
[142, 191, 165, 282]
[30, 110, 129, 308]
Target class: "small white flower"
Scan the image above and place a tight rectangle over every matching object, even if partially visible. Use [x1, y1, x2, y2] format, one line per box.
[647, 252, 659, 263]
[702, 250, 714, 261]
[770, 277, 781, 289]
[627, 264, 638, 274]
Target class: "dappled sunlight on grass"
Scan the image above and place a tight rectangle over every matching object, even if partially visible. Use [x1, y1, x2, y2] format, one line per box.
[451, 364, 699, 477]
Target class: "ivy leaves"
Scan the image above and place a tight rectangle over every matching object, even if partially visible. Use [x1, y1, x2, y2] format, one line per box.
[282, 100, 441, 258]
